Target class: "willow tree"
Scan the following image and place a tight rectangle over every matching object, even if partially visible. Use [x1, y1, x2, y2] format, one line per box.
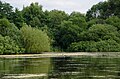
[20, 24, 50, 53]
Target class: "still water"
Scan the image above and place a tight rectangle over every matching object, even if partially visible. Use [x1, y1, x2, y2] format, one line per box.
[0, 53, 120, 79]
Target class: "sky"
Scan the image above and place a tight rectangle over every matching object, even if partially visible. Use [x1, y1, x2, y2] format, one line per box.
[1, 0, 106, 14]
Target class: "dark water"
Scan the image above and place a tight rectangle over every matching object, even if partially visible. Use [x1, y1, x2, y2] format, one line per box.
[0, 54, 120, 79]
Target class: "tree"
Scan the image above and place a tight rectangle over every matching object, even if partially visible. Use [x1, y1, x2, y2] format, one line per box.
[20, 24, 50, 53]
[49, 12, 87, 50]
[68, 41, 97, 52]
[11, 8, 24, 29]
[68, 39, 120, 52]
[43, 10, 69, 50]
[87, 18, 105, 28]
[0, 35, 22, 54]
[46, 10, 68, 39]
[0, 18, 25, 53]
[86, 0, 120, 21]
[0, 18, 23, 45]
[69, 12, 87, 29]
[0, 18, 10, 36]
[106, 16, 120, 30]
[0, 1, 13, 20]
[54, 21, 81, 50]
[22, 2, 44, 27]
[79, 24, 120, 42]
[68, 24, 120, 52]
[47, 10, 68, 29]
[96, 39, 120, 52]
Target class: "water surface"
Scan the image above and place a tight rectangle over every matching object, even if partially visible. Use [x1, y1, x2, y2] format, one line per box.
[0, 53, 120, 79]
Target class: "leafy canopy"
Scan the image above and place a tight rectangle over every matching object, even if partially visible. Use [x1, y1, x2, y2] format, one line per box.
[21, 24, 50, 53]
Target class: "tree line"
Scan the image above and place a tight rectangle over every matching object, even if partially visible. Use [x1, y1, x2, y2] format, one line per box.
[0, 0, 120, 54]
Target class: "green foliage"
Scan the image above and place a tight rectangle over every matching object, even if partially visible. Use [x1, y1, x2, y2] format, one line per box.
[46, 10, 69, 41]
[80, 24, 119, 41]
[0, 18, 10, 36]
[0, 18, 23, 45]
[11, 8, 24, 28]
[51, 12, 87, 50]
[20, 24, 50, 53]
[68, 41, 97, 52]
[22, 2, 44, 27]
[68, 39, 120, 52]
[0, 18, 25, 54]
[86, 0, 120, 20]
[54, 21, 82, 50]
[87, 18, 105, 28]
[0, 1, 24, 28]
[106, 16, 120, 30]
[0, 35, 22, 54]
[69, 12, 87, 29]
[0, 1, 13, 19]
[1, 1, 120, 52]
[96, 39, 120, 52]
[47, 10, 68, 29]
[69, 24, 120, 52]
[44, 10, 69, 50]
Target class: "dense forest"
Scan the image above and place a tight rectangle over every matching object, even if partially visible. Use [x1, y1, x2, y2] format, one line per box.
[0, 0, 120, 54]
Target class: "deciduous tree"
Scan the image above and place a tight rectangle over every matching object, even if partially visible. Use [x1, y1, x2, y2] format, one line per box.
[21, 24, 50, 53]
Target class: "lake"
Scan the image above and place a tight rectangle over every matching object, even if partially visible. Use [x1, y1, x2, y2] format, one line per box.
[0, 53, 120, 79]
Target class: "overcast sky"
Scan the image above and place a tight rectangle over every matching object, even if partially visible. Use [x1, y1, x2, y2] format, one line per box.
[1, 0, 106, 14]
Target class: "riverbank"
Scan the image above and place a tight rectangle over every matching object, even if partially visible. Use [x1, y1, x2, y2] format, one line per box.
[0, 52, 120, 58]
[0, 52, 93, 58]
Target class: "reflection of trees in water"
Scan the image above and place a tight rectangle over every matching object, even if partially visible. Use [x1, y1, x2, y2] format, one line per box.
[52, 57, 77, 72]
[0, 58, 21, 74]
[12, 58, 50, 74]
[0, 58, 31, 74]
[48, 57, 120, 79]
[75, 57, 120, 79]
[0, 57, 120, 79]
[0, 58, 6, 78]
[0, 58, 50, 79]
[48, 57, 80, 79]
[13, 58, 31, 74]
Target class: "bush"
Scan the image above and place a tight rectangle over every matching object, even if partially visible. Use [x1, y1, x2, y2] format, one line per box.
[0, 35, 23, 54]
[0, 18, 25, 53]
[68, 39, 120, 52]
[68, 41, 97, 52]
[21, 24, 50, 53]
[96, 39, 120, 52]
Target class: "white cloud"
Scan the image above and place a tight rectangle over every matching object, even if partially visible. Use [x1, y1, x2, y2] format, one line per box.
[1, 0, 106, 14]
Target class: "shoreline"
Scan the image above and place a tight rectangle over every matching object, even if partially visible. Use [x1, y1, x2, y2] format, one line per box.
[0, 52, 120, 58]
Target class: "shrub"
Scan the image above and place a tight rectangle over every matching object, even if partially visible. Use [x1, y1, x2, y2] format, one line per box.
[68, 39, 120, 52]
[21, 24, 50, 53]
[0, 18, 25, 50]
[0, 35, 22, 54]
[68, 41, 97, 52]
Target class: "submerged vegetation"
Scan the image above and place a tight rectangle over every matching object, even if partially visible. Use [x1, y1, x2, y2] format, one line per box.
[1, 0, 120, 54]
